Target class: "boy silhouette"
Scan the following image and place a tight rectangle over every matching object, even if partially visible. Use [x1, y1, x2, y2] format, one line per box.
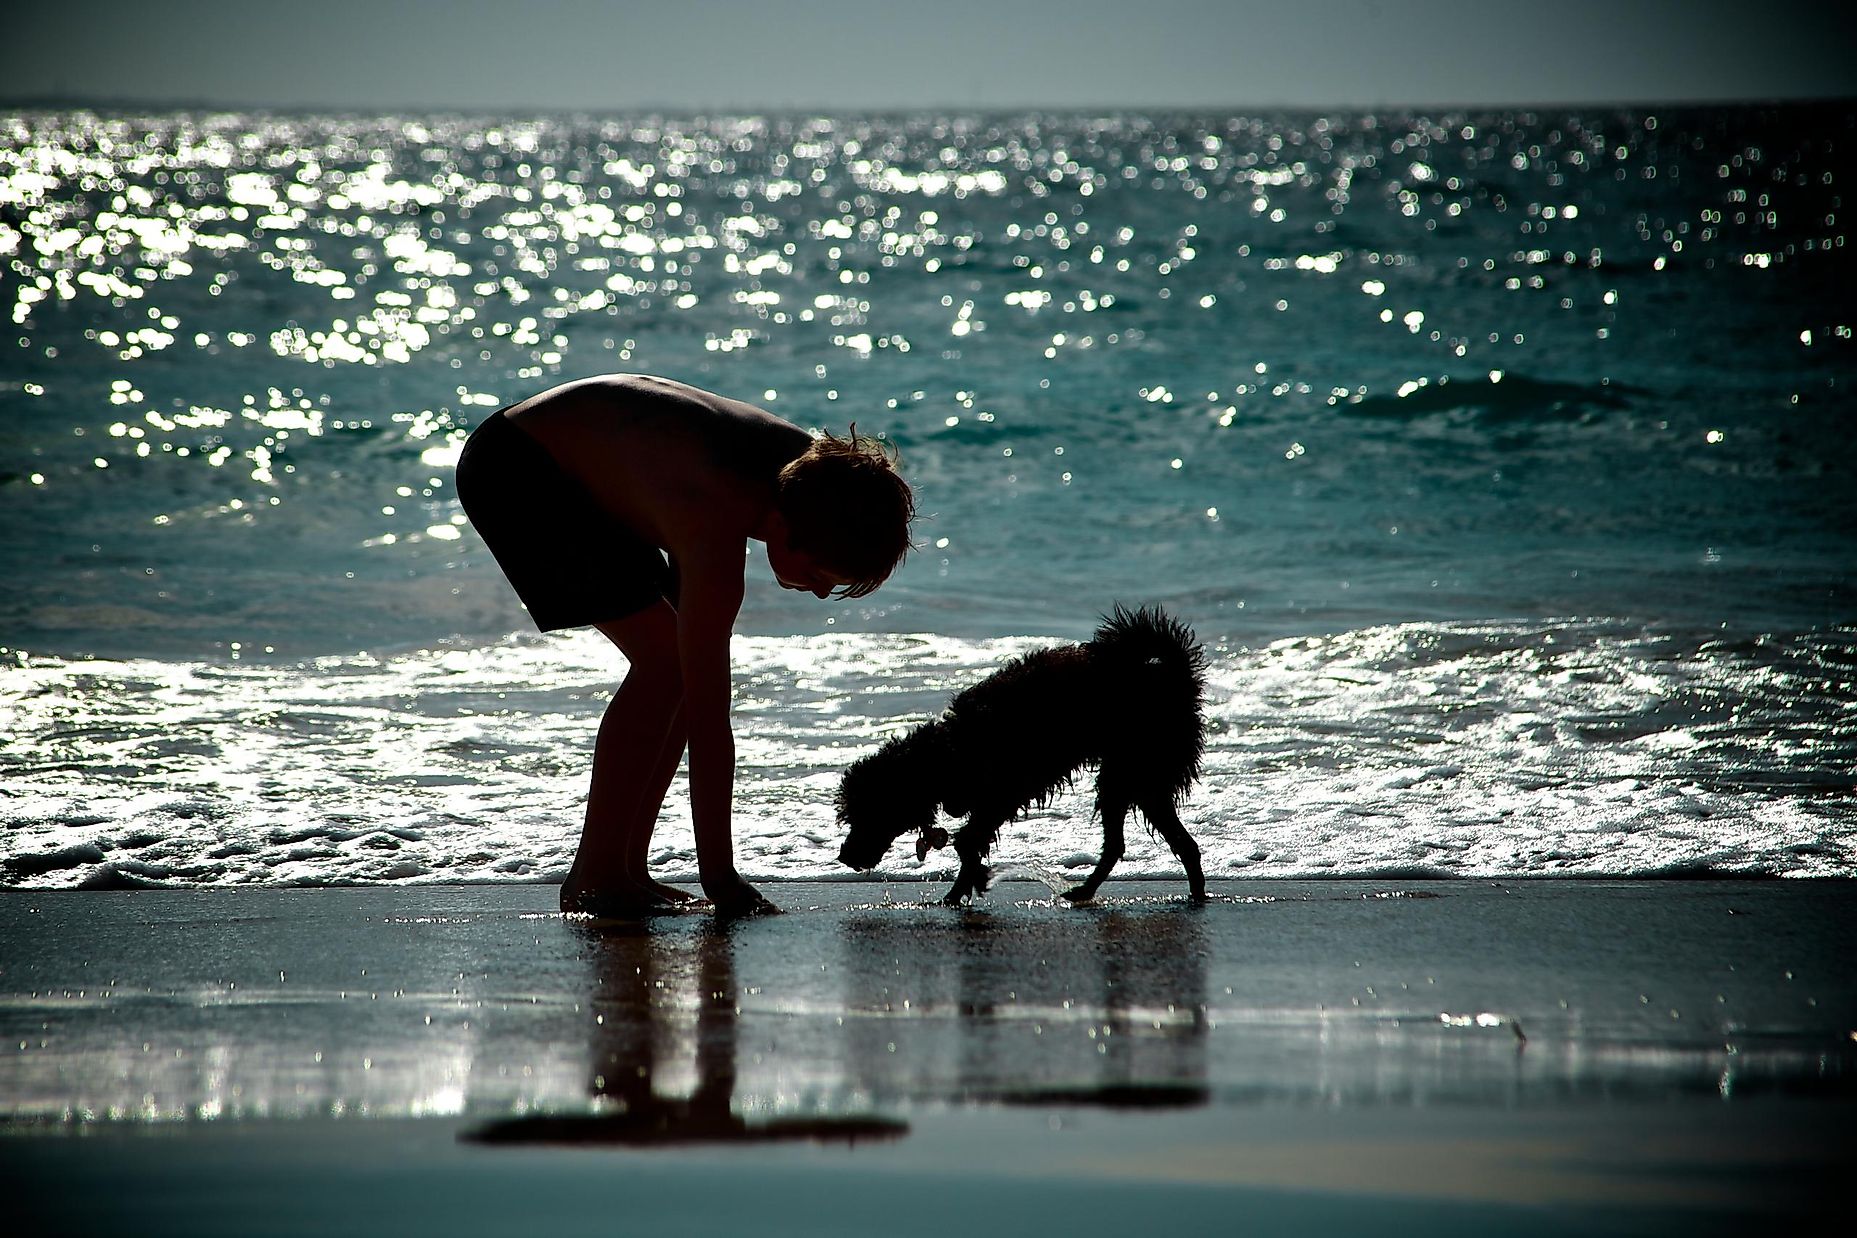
[457, 374, 914, 917]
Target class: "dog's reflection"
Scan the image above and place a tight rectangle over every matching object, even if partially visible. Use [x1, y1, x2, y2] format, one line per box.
[470, 920, 905, 1147]
[838, 898, 1210, 1108]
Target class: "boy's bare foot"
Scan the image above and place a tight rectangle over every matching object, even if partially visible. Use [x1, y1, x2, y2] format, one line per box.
[560, 873, 680, 918]
[561, 888, 680, 919]
[704, 874, 780, 920]
[642, 877, 703, 903]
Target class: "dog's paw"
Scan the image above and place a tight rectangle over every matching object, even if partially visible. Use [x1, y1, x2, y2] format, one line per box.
[1059, 885, 1096, 904]
[914, 825, 951, 862]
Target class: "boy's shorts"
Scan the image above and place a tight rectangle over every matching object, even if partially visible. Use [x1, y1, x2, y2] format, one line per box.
[456, 409, 674, 631]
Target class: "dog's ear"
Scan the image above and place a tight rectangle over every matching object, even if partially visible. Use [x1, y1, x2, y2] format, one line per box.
[912, 719, 970, 817]
[838, 723, 942, 833]
[836, 743, 890, 820]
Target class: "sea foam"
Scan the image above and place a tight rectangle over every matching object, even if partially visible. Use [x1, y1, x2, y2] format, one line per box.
[4, 621, 1849, 888]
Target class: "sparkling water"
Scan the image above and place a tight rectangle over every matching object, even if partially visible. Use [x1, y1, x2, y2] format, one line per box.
[3, 104, 1852, 886]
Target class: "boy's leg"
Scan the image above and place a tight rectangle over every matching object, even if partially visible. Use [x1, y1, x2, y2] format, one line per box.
[629, 706, 697, 900]
[606, 701, 696, 903]
[560, 600, 684, 912]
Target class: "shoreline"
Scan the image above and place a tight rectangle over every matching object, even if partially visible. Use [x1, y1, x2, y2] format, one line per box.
[18, 867, 1857, 894]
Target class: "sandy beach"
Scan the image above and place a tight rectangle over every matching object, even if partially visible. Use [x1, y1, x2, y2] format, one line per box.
[2, 879, 1851, 1234]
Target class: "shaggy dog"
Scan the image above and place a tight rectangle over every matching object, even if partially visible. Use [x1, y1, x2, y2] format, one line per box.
[836, 605, 1208, 905]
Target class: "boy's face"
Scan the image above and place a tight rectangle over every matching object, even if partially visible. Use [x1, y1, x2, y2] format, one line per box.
[767, 536, 854, 599]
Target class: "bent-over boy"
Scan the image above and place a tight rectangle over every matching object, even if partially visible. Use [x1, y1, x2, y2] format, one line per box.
[456, 374, 914, 918]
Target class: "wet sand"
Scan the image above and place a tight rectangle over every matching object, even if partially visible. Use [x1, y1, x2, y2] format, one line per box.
[2, 879, 1852, 1234]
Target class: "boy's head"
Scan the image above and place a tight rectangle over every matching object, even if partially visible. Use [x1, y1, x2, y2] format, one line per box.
[773, 427, 914, 599]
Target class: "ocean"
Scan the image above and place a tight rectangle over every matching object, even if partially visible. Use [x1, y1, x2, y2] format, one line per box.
[2, 103, 1852, 888]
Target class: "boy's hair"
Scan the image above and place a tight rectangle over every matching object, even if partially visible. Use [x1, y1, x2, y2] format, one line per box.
[775, 426, 914, 599]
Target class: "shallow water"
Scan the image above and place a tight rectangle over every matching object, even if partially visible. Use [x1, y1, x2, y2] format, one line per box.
[2, 104, 1853, 885]
[3, 622, 1850, 886]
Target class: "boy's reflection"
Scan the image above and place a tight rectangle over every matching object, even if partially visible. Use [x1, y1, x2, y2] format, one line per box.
[839, 901, 1210, 1108]
[471, 920, 905, 1146]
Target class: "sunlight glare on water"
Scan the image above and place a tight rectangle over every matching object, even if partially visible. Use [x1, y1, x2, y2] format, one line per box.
[1, 103, 1852, 885]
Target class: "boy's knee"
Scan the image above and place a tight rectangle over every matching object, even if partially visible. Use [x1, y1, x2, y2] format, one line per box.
[596, 603, 675, 651]
[593, 609, 683, 689]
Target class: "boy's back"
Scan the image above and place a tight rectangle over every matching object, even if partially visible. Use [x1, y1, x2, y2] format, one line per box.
[504, 374, 813, 564]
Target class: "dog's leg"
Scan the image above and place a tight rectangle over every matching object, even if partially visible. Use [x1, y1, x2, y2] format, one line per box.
[943, 813, 1003, 906]
[1061, 798, 1127, 903]
[1141, 798, 1206, 901]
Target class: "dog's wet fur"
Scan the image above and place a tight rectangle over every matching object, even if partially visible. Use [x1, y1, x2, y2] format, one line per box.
[836, 605, 1208, 905]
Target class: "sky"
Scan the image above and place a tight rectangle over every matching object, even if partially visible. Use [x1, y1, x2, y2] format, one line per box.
[6, 0, 1855, 112]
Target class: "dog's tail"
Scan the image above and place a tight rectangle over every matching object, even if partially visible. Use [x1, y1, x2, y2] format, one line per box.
[1092, 604, 1207, 692]
[1092, 604, 1208, 801]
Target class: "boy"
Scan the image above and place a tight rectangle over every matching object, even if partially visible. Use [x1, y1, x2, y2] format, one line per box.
[455, 374, 915, 918]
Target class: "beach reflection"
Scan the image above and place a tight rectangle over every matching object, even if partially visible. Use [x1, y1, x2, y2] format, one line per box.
[838, 900, 1210, 1108]
[469, 918, 905, 1146]
[467, 895, 1212, 1147]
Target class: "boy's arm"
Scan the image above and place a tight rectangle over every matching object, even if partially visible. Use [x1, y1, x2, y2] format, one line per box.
[675, 547, 773, 915]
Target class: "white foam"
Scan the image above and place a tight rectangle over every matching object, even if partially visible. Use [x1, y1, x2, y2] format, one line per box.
[2, 621, 1852, 888]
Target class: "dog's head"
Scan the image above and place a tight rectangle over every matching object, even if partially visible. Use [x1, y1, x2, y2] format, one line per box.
[835, 722, 949, 871]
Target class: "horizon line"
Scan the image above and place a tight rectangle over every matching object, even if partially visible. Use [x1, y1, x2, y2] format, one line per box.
[5, 92, 1853, 118]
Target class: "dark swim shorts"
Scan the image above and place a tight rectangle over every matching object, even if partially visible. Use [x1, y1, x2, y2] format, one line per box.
[455, 409, 673, 631]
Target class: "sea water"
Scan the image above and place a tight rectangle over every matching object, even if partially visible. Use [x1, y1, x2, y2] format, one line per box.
[2, 105, 1852, 887]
